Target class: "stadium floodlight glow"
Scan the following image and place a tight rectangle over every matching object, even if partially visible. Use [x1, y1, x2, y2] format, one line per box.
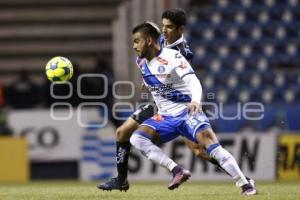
[50, 102, 73, 120]
[77, 74, 108, 99]
[50, 81, 73, 99]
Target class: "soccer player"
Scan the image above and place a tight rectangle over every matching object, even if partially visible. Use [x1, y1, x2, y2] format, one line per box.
[98, 9, 206, 192]
[98, 9, 253, 192]
[97, 9, 197, 192]
[129, 22, 257, 195]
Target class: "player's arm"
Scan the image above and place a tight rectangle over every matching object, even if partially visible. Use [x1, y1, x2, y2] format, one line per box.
[177, 41, 194, 63]
[174, 52, 203, 115]
[182, 74, 202, 114]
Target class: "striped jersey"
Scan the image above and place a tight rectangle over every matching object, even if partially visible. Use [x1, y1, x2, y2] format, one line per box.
[136, 48, 196, 116]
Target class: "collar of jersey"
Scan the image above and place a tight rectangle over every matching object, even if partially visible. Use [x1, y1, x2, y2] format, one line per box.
[156, 46, 163, 57]
[164, 35, 184, 48]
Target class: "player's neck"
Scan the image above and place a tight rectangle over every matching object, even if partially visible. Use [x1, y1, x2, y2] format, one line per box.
[145, 45, 161, 61]
[165, 35, 183, 47]
[167, 37, 179, 45]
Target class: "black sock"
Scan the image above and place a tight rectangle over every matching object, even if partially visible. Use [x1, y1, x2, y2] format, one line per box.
[116, 141, 131, 181]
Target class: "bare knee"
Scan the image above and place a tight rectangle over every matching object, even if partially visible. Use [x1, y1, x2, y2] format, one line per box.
[188, 144, 211, 161]
[183, 138, 210, 161]
[194, 147, 211, 160]
[196, 128, 219, 148]
[116, 126, 132, 142]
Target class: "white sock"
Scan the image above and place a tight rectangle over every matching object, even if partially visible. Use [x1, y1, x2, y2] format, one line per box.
[130, 134, 177, 171]
[209, 145, 248, 186]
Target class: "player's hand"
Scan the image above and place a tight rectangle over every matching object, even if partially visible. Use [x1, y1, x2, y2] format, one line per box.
[187, 101, 202, 115]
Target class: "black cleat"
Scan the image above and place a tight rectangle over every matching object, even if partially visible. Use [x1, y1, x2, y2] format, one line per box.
[97, 177, 129, 191]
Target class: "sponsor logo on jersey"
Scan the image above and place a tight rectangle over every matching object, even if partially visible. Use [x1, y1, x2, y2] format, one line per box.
[157, 57, 168, 65]
[148, 83, 174, 95]
[178, 61, 188, 69]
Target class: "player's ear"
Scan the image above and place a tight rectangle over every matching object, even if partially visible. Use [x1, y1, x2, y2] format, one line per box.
[146, 37, 153, 46]
[178, 25, 184, 34]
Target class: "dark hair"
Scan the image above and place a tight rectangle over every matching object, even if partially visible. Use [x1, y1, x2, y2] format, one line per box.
[161, 8, 186, 27]
[132, 22, 160, 41]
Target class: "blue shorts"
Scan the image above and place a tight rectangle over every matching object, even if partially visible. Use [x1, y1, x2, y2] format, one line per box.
[141, 109, 211, 143]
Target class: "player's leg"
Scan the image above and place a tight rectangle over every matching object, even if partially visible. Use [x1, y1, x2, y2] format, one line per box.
[98, 104, 156, 191]
[182, 137, 255, 186]
[180, 111, 256, 195]
[130, 119, 191, 190]
[115, 118, 139, 180]
[97, 117, 138, 191]
[182, 136, 230, 173]
[195, 128, 257, 195]
[182, 137, 212, 161]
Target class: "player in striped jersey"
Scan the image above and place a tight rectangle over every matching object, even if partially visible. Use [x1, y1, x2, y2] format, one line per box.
[130, 22, 257, 195]
[98, 9, 254, 193]
[98, 9, 198, 192]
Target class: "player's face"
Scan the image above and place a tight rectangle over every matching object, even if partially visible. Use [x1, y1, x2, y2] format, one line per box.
[162, 18, 183, 44]
[132, 32, 150, 58]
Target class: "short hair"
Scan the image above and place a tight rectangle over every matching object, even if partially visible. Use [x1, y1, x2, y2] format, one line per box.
[161, 8, 186, 27]
[132, 22, 161, 41]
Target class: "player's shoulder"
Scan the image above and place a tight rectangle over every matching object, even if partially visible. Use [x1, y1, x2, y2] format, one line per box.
[157, 48, 184, 66]
[162, 48, 185, 62]
[174, 40, 194, 61]
[160, 48, 182, 57]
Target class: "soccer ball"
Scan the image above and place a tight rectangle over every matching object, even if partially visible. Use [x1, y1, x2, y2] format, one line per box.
[45, 56, 73, 82]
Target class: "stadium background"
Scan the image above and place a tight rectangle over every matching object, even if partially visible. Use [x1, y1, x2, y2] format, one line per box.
[0, 0, 299, 185]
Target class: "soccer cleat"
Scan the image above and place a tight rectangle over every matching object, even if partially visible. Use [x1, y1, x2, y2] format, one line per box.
[168, 168, 191, 190]
[241, 183, 257, 196]
[97, 177, 129, 192]
[247, 177, 255, 188]
[235, 177, 255, 188]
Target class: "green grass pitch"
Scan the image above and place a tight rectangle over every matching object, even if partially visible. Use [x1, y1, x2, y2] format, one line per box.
[0, 181, 299, 200]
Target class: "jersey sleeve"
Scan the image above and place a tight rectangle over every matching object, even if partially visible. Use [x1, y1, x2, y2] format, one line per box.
[173, 52, 195, 79]
[176, 41, 194, 62]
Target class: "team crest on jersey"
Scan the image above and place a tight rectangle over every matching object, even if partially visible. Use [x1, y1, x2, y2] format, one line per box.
[158, 65, 165, 73]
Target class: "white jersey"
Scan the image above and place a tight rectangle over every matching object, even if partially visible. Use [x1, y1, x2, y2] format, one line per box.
[136, 48, 196, 116]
